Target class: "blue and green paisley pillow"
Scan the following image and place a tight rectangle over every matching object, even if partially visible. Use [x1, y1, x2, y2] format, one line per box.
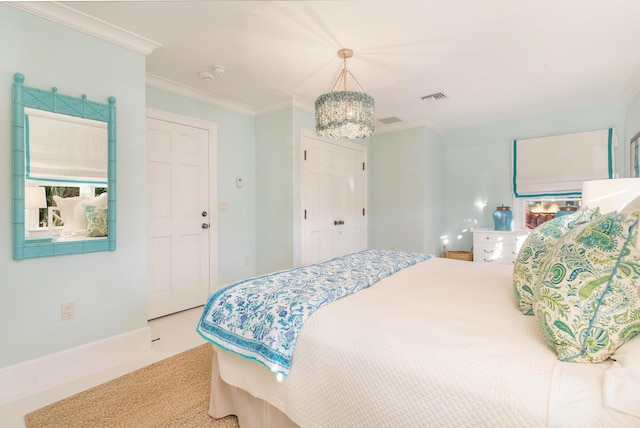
[532, 210, 640, 363]
[84, 205, 108, 237]
[513, 208, 600, 315]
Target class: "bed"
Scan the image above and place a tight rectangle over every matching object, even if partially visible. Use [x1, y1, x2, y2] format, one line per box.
[197, 191, 640, 427]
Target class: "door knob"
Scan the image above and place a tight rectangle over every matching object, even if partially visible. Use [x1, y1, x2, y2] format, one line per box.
[202, 211, 208, 217]
[334, 220, 338, 225]
[202, 223, 210, 229]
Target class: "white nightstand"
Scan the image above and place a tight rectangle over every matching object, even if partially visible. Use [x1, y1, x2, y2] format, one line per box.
[472, 228, 529, 264]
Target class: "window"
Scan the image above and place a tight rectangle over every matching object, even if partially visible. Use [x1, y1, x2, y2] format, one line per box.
[511, 129, 616, 229]
[513, 129, 615, 198]
[513, 196, 582, 230]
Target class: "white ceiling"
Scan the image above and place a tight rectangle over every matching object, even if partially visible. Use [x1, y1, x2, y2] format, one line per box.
[61, 0, 640, 133]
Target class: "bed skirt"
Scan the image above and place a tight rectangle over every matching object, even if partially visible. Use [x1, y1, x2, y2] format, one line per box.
[209, 350, 299, 428]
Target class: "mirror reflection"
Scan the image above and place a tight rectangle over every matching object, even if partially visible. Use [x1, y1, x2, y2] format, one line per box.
[24, 109, 109, 241]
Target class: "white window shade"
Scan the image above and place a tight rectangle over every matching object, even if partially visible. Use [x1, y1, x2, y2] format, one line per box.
[25, 108, 108, 184]
[513, 129, 615, 198]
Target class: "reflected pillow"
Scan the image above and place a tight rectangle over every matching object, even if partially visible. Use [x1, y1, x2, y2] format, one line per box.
[53, 193, 107, 234]
[513, 208, 599, 315]
[52, 195, 89, 234]
[84, 205, 108, 237]
[532, 210, 640, 363]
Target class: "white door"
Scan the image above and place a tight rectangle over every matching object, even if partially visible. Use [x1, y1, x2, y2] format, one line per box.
[336, 145, 366, 256]
[147, 115, 214, 319]
[302, 138, 338, 265]
[301, 132, 367, 265]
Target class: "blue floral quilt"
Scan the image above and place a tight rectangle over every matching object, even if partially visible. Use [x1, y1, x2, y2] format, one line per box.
[197, 249, 431, 375]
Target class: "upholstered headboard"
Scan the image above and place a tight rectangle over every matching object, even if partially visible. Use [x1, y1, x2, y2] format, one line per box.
[581, 178, 640, 213]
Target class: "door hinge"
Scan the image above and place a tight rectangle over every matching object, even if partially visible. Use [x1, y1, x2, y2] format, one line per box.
[304, 150, 307, 161]
[304, 209, 307, 220]
[362, 162, 365, 171]
[363, 208, 366, 216]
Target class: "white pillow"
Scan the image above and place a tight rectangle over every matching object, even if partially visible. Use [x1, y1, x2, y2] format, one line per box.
[603, 338, 640, 417]
[53, 193, 107, 234]
[53, 195, 89, 233]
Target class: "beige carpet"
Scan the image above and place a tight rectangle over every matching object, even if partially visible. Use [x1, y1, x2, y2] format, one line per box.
[24, 344, 239, 428]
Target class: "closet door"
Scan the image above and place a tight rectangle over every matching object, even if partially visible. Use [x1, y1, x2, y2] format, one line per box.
[301, 138, 338, 265]
[301, 132, 366, 266]
[336, 145, 366, 256]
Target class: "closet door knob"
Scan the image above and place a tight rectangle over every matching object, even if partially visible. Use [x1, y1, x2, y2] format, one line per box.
[202, 223, 210, 229]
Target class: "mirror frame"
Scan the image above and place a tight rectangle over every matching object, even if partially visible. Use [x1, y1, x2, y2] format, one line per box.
[12, 72, 117, 259]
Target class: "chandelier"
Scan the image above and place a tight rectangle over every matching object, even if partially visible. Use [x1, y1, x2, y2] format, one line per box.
[315, 48, 375, 139]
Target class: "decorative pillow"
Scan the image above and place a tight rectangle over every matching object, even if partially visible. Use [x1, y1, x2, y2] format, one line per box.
[53, 193, 107, 234]
[623, 195, 640, 249]
[52, 195, 89, 233]
[84, 205, 108, 237]
[532, 210, 640, 363]
[513, 208, 600, 315]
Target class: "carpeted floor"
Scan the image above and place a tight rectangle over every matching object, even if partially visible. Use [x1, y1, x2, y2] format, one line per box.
[24, 344, 239, 428]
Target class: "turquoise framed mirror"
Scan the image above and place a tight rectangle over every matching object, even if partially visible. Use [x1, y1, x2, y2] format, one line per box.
[12, 73, 116, 259]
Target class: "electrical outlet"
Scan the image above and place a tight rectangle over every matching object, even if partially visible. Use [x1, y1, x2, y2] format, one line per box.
[61, 302, 75, 320]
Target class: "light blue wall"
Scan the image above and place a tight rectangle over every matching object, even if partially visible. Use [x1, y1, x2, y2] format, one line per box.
[0, 5, 148, 367]
[369, 127, 445, 254]
[255, 107, 316, 274]
[442, 105, 626, 251]
[255, 109, 294, 274]
[145, 88, 256, 285]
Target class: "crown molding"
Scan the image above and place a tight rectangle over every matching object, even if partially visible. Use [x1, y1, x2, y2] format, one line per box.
[146, 73, 256, 116]
[7, 1, 161, 55]
[255, 96, 314, 116]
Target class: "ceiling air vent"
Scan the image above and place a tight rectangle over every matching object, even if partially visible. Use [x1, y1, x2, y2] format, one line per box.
[379, 116, 402, 124]
[421, 92, 447, 103]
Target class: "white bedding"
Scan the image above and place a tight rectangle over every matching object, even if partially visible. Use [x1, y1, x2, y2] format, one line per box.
[214, 258, 640, 427]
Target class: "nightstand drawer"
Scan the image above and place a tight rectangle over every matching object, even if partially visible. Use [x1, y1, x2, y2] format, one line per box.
[473, 232, 526, 245]
[474, 243, 519, 263]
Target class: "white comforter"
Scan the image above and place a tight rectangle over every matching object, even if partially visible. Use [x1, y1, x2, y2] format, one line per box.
[215, 258, 640, 427]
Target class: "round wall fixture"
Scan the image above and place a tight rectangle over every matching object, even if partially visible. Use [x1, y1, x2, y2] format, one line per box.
[199, 71, 215, 81]
[211, 66, 226, 77]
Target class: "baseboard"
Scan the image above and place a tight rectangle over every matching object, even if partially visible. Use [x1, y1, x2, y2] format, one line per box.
[0, 327, 151, 403]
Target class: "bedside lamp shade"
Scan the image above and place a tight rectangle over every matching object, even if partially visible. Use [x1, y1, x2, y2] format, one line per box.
[581, 178, 640, 213]
[25, 186, 46, 209]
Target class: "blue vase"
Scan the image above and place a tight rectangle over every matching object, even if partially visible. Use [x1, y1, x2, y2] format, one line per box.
[555, 206, 577, 218]
[493, 205, 512, 231]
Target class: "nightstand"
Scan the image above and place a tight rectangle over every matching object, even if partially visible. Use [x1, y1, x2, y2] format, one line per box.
[472, 228, 528, 264]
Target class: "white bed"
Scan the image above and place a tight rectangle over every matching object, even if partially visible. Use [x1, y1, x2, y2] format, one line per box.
[202, 257, 640, 428]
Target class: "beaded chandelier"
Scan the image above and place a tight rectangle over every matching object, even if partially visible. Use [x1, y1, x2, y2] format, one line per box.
[315, 49, 375, 139]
